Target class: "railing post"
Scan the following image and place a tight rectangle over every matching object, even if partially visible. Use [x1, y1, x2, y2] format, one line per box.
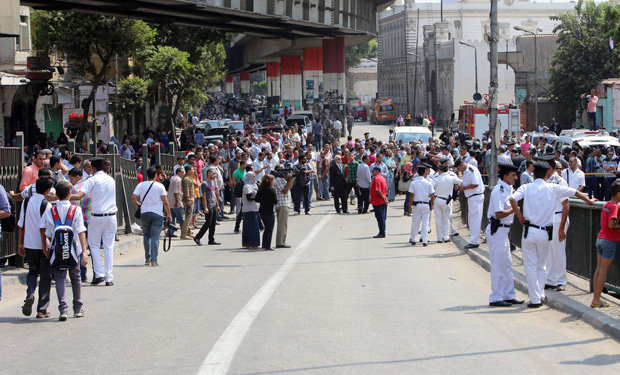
[154, 143, 161, 166]
[68, 139, 76, 153]
[14, 132, 25, 267]
[89, 140, 96, 156]
[142, 144, 149, 171]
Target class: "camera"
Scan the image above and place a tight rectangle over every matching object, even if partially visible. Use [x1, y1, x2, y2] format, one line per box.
[163, 217, 179, 233]
[273, 164, 298, 179]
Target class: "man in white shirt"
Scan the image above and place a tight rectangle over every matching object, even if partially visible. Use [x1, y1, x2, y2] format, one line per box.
[562, 156, 585, 191]
[356, 155, 372, 214]
[497, 144, 513, 164]
[333, 118, 343, 139]
[253, 152, 269, 182]
[456, 158, 485, 248]
[408, 163, 435, 246]
[167, 167, 185, 236]
[432, 164, 462, 243]
[71, 157, 117, 286]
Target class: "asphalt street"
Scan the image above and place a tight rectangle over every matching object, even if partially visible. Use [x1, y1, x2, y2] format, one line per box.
[0, 122, 619, 374]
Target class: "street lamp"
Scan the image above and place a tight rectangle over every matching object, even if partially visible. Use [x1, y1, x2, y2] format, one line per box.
[514, 25, 543, 129]
[407, 51, 417, 116]
[459, 41, 479, 100]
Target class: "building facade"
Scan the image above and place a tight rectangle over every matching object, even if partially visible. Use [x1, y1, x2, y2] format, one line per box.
[377, 0, 576, 130]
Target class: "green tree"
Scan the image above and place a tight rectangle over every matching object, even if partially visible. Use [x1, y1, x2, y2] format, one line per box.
[112, 76, 148, 118]
[345, 39, 378, 70]
[32, 11, 154, 137]
[252, 80, 267, 95]
[549, 0, 620, 118]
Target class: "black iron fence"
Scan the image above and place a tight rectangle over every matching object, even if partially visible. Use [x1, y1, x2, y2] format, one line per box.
[458, 189, 620, 293]
[0, 144, 23, 258]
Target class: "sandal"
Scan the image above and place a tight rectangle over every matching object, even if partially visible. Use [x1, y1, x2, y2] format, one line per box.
[590, 301, 610, 308]
[36, 312, 50, 319]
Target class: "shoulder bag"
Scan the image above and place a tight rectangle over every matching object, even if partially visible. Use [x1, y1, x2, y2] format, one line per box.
[135, 182, 155, 219]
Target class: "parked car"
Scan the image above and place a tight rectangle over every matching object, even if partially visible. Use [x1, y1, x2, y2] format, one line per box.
[553, 133, 620, 152]
[270, 109, 281, 121]
[353, 106, 368, 122]
[291, 110, 314, 121]
[228, 120, 245, 136]
[204, 127, 231, 143]
[393, 126, 432, 145]
[285, 115, 312, 135]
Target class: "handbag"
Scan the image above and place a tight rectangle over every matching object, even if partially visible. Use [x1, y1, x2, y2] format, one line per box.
[135, 182, 155, 219]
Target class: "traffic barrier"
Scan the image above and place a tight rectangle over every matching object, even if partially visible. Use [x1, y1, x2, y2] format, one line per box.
[458, 189, 620, 293]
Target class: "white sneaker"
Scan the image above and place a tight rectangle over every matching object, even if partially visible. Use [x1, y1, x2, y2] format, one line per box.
[59, 313, 68, 321]
[74, 309, 85, 318]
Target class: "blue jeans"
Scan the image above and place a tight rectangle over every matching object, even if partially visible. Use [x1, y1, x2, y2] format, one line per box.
[404, 192, 411, 214]
[319, 176, 330, 200]
[586, 176, 598, 199]
[141, 212, 163, 262]
[314, 135, 322, 149]
[168, 207, 184, 236]
[373, 203, 387, 236]
[292, 185, 311, 214]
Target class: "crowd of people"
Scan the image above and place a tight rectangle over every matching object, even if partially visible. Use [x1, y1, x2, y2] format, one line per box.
[0, 99, 618, 320]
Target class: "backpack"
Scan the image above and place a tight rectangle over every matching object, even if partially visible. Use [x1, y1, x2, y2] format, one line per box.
[162, 178, 171, 191]
[233, 180, 244, 198]
[1, 191, 16, 232]
[49, 205, 79, 271]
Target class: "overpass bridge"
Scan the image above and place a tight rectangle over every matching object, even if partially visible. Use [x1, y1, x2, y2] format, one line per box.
[23, 0, 393, 109]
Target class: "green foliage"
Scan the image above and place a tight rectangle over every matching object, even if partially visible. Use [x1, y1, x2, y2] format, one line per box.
[112, 76, 148, 117]
[145, 46, 191, 92]
[252, 80, 267, 95]
[549, 0, 620, 118]
[345, 39, 378, 71]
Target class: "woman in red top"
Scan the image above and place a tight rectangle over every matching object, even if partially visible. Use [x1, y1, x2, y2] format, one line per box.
[592, 180, 620, 308]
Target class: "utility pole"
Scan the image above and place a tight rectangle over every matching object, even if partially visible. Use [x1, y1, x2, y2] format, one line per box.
[413, 9, 419, 116]
[488, 0, 499, 186]
[434, 25, 439, 136]
[404, 9, 410, 115]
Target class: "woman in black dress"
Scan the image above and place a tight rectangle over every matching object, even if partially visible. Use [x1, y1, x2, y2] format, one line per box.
[256, 174, 278, 251]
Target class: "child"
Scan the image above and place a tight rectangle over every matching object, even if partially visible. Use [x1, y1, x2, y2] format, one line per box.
[592, 180, 620, 308]
[40, 181, 88, 321]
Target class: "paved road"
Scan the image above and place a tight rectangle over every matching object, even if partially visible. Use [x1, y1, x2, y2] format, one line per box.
[1, 122, 619, 374]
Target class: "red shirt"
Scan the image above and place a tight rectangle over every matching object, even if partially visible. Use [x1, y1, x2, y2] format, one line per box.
[370, 174, 387, 206]
[598, 201, 620, 241]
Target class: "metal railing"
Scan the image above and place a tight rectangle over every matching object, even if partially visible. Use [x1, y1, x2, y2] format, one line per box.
[0, 143, 23, 259]
[458, 189, 620, 293]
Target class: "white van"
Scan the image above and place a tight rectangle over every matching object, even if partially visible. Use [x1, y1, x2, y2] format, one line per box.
[393, 126, 432, 145]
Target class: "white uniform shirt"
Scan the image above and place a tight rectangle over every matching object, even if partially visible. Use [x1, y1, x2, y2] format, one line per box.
[498, 151, 512, 165]
[487, 180, 514, 225]
[408, 176, 435, 203]
[510, 178, 576, 226]
[40, 200, 87, 255]
[462, 164, 485, 197]
[464, 155, 478, 168]
[80, 170, 117, 215]
[433, 172, 463, 199]
[562, 168, 585, 190]
[133, 181, 167, 217]
[17, 193, 49, 249]
[547, 172, 568, 212]
[253, 159, 269, 181]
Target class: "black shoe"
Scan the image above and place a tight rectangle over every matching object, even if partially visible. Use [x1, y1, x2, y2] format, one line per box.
[169, 234, 178, 238]
[464, 244, 479, 249]
[336, 211, 341, 214]
[221, 215, 230, 220]
[234, 229, 240, 233]
[208, 241, 221, 245]
[264, 248, 274, 251]
[91, 277, 105, 285]
[554, 285, 566, 291]
[342, 211, 349, 214]
[194, 238, 203, 246]
[452, 232, 459, 237]
[437, 240, 444, 244]
[22, 295, 35, 316]
[276, 244, 291, 248]
[544, 284, 556, 290]
[81, 277, 88, 283]
[504, 299, 524, 305]
[105, 281, 114, 286]
[373, 234, 385, 238]
[489, 301, 512, 307]
[422, 243, 428, 247]
[527, 302, 542, 308]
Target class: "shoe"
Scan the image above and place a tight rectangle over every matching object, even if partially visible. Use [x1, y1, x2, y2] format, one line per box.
[591, 301, 610, 308]
[554, 285, 566, 291]
[208, 241, 221, 245]
[22, 295, 35, 316]
[234, 229, 241, 233]
[409, 239, 415, 244]
[180, 235, 193, 240]
[59, 313, 68, 321]
[373, 234, 386, 238]
[305, 212, 311, 215]
[422, 243, 428, 247]
[437, 240, 444, 244]
[527, 302, 542, 308]
[169, 234, 178, 238]
[276, 244, 291, 248]
[36, 312, 50, 319]
[264, 248, 274, 251]
[74, 309, 85, 318]
[503, 299, 524, 305]
[91, 277, 105, 285]
[464, 244, 479, 249]
[336, 211, 341, 214]
[221, 215, 230, 220]
[292, 212, 300, 216]
[342, 211, 349, 214]
[228, 211, 234, 215]
[216, 222, 220, 225]
[145, 258, 151, 265]
[544, 284, 556, 290]
[150, 262, 159, 267]
[105, 281, 114, 286]
[81, 277, 88, 283]
[489, 301, 512, 307]
[194, 238, 203, 246]
[452, 232, 459, 236]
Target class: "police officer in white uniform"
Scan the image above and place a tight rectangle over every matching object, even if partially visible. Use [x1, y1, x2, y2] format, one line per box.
[408, 163, 435, 246]
[509, 159, 594, 308]
[486, 163, 523, 307]
[544, 157, 570, 291]
[455, 158, 485, 249]
[71, 157, 117, 286]
[433, 164, 462, 243]
[497, 143, 513, 165]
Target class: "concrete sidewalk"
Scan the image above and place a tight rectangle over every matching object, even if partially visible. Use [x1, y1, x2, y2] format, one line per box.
[451, 203, 620, 341]
[0, 234, 143, 288]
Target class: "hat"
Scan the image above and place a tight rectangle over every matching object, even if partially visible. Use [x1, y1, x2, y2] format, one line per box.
[453, 157, 463, 167]
[535, 154, 556, 168]
[89, 157, 105, 170]
[533, 161, 552, 171]
[364, 132, 370, 135]
[505, 141, 516, 147]
[437, 164, 449, 171]
[498, 163, 518, 173]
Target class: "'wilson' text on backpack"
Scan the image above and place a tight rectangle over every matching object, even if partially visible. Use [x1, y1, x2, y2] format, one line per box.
[49, 205, 79, 271]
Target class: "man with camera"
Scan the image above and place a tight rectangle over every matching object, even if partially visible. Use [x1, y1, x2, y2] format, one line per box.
[273, 166, 296, 248]
[291, 154, 314, 215]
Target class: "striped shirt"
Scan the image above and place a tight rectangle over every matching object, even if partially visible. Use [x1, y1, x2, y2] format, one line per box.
[71, 179, 92, 224]
[274, 177, 292, 208]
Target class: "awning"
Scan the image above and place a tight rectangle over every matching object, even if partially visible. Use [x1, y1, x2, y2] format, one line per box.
[0, 73, 28, 86]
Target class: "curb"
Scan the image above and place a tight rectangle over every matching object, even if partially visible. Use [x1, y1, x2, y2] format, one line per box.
[0, 236, 143, 288]
[451, 235, 620, 341]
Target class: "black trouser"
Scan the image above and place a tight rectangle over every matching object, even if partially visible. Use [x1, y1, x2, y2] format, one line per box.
[261, 213, 275, 250]
[25, 249, 52, 313]
[347, 182, 359, 201]
[358, 187, 370, 213]
[235, 201, 243, 231]
[196, 206, 217, 243]
[292, 184, 311, 213]
[333, 188, 348, 213]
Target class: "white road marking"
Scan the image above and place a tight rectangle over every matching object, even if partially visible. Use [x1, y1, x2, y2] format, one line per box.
[197, 214, 333, 375]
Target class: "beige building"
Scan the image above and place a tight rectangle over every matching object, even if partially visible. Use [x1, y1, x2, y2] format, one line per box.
[347, 58, 377, 105]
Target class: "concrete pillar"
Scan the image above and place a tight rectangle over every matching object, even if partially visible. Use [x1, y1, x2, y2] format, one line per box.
[225, 75, 234, 94]
[303, 48, 323, 110]
[322, 37, 346, 103]
[280, 56, 302, 111]
[240, 71, 250, 97]
[266, 62, 281, 107]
